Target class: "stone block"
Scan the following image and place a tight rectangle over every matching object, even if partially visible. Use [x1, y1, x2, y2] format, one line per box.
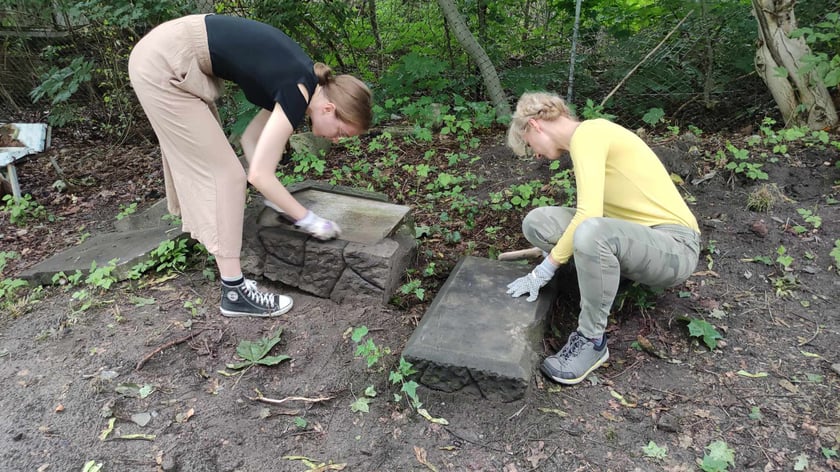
[403, 256, 559, 401]
[244, 181, 416, 304]
[298, 239, 347, 298]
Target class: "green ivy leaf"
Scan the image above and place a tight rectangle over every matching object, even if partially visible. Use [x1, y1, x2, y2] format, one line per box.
[256, 355, 291, 366]
[687, 318, 723, 350]
[350, 397, 371, 413]
[700, 440, 735, 472]
[793, 453, 809, 471]
[350, 326, 369, 343]
[642, 441, 668, 459]
[227, 329, 289, 370]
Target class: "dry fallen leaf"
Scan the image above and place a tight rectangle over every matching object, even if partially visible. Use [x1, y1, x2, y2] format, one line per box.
[413, 446, 438, 472]
[779, 379, 798, 393]
[175, 407, 194, 423]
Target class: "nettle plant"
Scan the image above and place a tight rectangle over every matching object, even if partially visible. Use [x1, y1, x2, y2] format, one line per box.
[750, 117, 832, 156]
[719, 142, 767, 181]
[793, 208, 822, 234]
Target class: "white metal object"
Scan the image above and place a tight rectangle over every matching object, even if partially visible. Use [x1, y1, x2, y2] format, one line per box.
[0, 123, 50, 200]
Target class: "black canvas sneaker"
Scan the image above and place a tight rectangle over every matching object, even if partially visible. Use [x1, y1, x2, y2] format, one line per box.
[220, 279, 293, 317]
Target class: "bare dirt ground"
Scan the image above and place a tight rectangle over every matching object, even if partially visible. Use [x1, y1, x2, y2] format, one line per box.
[1, 123, 839, 472]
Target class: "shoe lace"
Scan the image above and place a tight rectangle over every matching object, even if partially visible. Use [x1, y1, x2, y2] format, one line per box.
[560, 333, 588, 360]
[241, 279, 276, 308]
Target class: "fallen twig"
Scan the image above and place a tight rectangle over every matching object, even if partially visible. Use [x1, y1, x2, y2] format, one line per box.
[798, 324, 821, 346]
[248, 394, 334, 405]
[135, 329, 208, 371]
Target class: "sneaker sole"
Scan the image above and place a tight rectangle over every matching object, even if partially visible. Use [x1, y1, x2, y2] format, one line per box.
[219, 300, 294, 318]
[540, 350, 610, 386]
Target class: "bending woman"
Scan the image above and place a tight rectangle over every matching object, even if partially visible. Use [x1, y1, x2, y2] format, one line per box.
[129, 14, 372, 318]
[505, 92, 700, 385]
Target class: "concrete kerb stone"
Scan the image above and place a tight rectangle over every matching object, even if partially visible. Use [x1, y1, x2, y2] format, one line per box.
[403, 256, 560, 402]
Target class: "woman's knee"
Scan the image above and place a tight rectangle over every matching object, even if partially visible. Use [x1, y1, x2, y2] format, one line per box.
[573, 218, 609, 253]
[522, 207, 549, 244]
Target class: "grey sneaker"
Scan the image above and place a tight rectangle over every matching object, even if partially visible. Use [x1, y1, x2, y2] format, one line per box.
[220, 279, 293, 317]
[541, 331, 609, 385]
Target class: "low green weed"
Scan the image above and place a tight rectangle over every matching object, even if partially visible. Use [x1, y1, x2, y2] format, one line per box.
[389, 356, 421, 409]
[831, 240, 840, 272]
[720, 142, 767, 181]
[58, 259, 120, 315]
[115, 202, 138, 220]
[615, 283, 663, 313]
[772, 273, 798, 297]
[641, 107, 665, 127]
[128, 238, 203, 279]
[184, 298, 203, 317]
[1, 194, 52, 226]
[0, 250, 18, 274]
[0, 278, 29, 303]
[350, 326, 390, 369]
[509, 181, 554, 208]
[776, 245, 793, 271]
[793, 208, 821, 234]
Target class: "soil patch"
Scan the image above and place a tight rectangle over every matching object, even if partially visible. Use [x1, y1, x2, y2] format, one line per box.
[1, 126, 839, 471]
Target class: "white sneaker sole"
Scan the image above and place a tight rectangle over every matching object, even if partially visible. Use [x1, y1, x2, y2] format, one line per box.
[540, 349, 609, 385]
[220, 296, 294, 318]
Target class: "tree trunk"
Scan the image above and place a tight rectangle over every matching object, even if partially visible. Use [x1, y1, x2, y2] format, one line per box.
[752, 0, 838, 129]
[436, 0, 511, 117]
[366, 0, 383, 74]
[477, 0, 487, 45]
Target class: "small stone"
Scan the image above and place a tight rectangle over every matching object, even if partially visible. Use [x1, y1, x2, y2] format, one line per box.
[131, 412, 152, 427]
[657, 413, 680, 433]
[750, 219, 768, 237]
[161, 454, 177, 471]
[831, 363, 840, 376]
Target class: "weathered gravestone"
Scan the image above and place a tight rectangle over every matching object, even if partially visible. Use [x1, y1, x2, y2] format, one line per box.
[241, 181, 416, 305]
[403, 256, 560, 401]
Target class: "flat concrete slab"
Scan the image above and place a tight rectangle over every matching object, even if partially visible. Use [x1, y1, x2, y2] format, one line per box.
[19, 225, 183, 284]
[403, 256, 559, 402]
[258, 183, 411, 245]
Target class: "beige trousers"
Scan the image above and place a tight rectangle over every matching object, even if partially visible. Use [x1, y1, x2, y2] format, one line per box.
[128, 14, 245, 258]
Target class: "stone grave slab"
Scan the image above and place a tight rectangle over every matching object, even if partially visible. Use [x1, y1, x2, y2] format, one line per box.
[19, 225, 184, 285]
[259, 186, 409, 244]
[242, 181, 416, 304]
[402, 256, 559, 401]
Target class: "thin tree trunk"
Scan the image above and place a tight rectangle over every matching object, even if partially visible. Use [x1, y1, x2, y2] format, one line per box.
[366, 0, 383, 74]
[752, 0, 837, 129]
[435, 0, 511, 117]
[477, 0, 487, 45]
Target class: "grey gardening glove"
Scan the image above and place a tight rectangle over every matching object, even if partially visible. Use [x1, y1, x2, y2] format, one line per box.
[506, 257, 557, 302]
[295, 210, 342, 240]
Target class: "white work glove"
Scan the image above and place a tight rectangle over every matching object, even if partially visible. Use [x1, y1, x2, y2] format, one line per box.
[295, 210, 341, 240]
[506, 257, 557, 302]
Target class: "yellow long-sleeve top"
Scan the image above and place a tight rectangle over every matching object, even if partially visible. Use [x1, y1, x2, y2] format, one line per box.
[550, 119, 700, 264]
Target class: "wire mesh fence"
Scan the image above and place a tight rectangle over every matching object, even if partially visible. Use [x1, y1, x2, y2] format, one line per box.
[0, 1, 832, 134]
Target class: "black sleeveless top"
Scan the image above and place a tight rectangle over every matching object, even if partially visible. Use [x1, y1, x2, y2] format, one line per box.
[205, 15, 317, 126]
